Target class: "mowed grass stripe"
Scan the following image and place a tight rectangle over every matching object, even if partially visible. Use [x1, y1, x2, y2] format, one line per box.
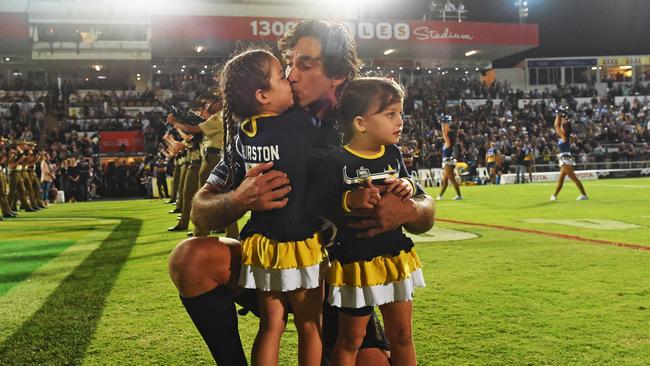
[0, 240, 76, 296]
[0, 218, 140, 365]
[0, 218, 119, 346]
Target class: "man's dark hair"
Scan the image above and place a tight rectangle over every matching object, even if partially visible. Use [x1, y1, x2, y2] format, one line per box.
[278, 19, 359, 96]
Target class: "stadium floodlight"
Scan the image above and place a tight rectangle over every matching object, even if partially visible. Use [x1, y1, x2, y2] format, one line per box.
[203, 65, 208, 69]
[137, 73, 141, 77]
[383, 49, 396, 55]
[391, 70, 395, 73]
[455, 67, 459, 71]
[157, 70, 161, 74]
[428, 70, 432, 74]
[437, 67, 441, 70]
[4, 57, 9, 62]
[515, 0, 529, 23]
[195, 46, 204, 53]
[399, 66, 403, 70]
[153, 65, 157, 69]
[376, 66, 381, 70]
[475, 67, 479, 71]
[465, 50, 479, 57]
[416, 66, 420, 70]
[93, 64, 102, 71]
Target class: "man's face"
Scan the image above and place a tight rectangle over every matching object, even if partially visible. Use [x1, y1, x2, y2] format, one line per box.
[285, 36, 334, 108]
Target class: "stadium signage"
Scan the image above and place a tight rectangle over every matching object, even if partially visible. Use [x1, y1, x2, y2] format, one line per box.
[412, 26, 473, 41]
[153, 16, 538, 46]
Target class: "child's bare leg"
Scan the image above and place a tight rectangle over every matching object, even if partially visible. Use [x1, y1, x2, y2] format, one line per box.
[331, 311, 371, 366]
[287, 287, 324, 366]
[252, 291, 288, 366]
[379, 301, 415, 366]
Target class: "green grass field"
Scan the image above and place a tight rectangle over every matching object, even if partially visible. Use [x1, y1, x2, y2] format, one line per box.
[1, 178, 649, 365]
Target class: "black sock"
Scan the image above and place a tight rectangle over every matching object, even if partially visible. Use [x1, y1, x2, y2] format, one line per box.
[180, 286, 248, 366]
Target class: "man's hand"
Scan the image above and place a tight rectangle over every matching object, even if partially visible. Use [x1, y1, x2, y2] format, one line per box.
[231, 162, 291, 211]
[384, 177, 413, 201]
[347, 192, 418, 238]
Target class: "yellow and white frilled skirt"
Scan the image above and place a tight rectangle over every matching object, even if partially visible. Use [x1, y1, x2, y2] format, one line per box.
[239, 232, 327, 292]
[327, 248, 425, 308]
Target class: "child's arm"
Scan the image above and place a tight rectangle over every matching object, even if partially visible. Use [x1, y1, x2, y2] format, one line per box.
[344, 182, 382, 211]
[383, 145, 416, 201]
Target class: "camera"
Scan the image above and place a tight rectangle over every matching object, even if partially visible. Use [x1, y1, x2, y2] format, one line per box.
[556, 106, 573, 118]
[158, 99, 206, 125]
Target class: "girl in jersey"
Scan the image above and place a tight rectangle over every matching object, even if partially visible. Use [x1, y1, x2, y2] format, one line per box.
[220, 49, 326, 366]
[436, 114, 463, 200]
[550, 114, 588, 201]
[311, 77, 424, 366]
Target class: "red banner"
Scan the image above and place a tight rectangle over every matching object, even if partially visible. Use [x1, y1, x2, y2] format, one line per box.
[0, 12, 29, 40]
[99, 131, 144, 154]
[152, 16, 538, 46]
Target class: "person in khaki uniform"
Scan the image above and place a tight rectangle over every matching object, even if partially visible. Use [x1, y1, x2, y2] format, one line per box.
[0, 137, 16, 219]
[168, 92, 239, 237]
[170, 134, 201, 232]
[8, 142, 35, 212]
[24, 142, 45, 209]
[167, 154, 181, 204]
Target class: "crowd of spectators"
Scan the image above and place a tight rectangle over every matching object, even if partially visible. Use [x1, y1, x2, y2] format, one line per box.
[399, 74, 650, 176]
[2, 69, 650, 200]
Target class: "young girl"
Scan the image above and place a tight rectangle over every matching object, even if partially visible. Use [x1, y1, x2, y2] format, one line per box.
[550, 113, 588, 201]
[436, 114, 463, 200]
[220, 49, 326, 366]
[310, 77, 425, 366]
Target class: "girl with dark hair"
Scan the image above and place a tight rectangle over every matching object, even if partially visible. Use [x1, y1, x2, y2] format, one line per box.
[436, 115, 462, 200]
[220, 48, 326, 366]
[551, 114, 588, 201]
[311, 77, 424, 366]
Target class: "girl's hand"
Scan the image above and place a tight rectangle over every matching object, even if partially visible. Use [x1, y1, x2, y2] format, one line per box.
[385, 177, 413, 201]
[347, 182, 381, 210]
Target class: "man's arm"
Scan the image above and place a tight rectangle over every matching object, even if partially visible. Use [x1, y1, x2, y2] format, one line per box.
[347, 191, 435, 238]
[190, 162, 292, 232]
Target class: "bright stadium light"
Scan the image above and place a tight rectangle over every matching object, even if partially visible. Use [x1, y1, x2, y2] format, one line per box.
[465, 50, 479, 57]
[152, 64, 157, 69]
[383, 49, 396, 55]
[4, 57, 9, 62]
[416, 66, 420, 70]
[195, 46, 204, 53]
[93, 64, 102, 71]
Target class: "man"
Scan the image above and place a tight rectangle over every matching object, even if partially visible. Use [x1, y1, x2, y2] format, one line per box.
[169, 19, 435, 365]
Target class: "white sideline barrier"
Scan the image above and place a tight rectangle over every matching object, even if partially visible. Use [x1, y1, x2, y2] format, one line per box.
[499, 167, 650, 184]
[499, 170, 599, 184]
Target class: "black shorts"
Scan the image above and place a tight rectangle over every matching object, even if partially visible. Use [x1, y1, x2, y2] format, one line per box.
[487, 162, 496, 170]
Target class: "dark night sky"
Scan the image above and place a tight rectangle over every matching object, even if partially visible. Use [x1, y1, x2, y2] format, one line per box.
[369, 0, 650, 67]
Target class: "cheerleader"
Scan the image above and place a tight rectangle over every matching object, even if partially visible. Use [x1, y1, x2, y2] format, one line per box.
[550, 114, 588, 201]
[436, 115, 462, 200]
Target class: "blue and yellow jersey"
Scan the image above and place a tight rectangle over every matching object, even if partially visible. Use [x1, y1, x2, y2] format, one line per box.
[524, 146, 534, 161]
[486, 147, 497, 163]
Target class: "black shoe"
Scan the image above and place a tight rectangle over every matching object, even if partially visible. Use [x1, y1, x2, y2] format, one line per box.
[24, 207, 37, 212]
[166, 200, 176, 204]
[169, 208, 181, 214]
[168, 225, 188, 232]
[187, 232, 194, 237]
